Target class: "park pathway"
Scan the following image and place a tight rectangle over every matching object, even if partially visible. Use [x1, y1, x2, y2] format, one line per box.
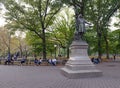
[0, 61, 120, 88]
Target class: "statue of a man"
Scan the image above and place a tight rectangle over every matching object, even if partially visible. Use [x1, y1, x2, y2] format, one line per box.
[77, 14, 89, 35]
[74, 14, 91, 40]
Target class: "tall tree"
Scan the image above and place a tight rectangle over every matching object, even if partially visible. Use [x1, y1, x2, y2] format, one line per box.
[50, 7, 75, 58]
[2, 0, 62, 60]
[85, 0, 120, 59]
[0, 27, 20, 57]
[109, 30, 120, 59]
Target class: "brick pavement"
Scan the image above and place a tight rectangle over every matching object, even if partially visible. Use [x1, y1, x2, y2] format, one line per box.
[0, 61, 120, 88]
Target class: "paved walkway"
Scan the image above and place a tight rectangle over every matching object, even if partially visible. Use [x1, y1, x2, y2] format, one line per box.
[0, 61, 120, 88]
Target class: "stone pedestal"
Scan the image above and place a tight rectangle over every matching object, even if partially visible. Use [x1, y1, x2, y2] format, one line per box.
[61, 40, 102, 79]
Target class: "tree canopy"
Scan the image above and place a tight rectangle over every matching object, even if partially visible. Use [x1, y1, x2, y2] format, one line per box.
[0, 0, 120, 59]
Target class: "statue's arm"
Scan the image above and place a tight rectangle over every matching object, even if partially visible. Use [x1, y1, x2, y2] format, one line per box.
[84, 20, 91, 25]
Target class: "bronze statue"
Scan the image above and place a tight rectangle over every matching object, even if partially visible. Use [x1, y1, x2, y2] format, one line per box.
[77, 14, 91, 35]
[74, 14, 91, 40]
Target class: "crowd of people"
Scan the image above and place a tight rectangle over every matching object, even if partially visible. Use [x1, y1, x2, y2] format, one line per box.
[3, 53, 103, 66]
[4, 55, 58, 66]
[2, 52, 58, 66]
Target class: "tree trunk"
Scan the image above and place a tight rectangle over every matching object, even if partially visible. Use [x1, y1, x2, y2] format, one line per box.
[24, 46, 28, 58]
[42, 28, 47, 60]
[20, 47, 23, 58]
[19, 43, 23, 58]
[81, 1, 85, 16]
[97, 33, 102, 59]
[104, 34, 109, 59]
[8, 33, 11, 56]
[96, 25, 102, 60]
[113, 54, 116, 61]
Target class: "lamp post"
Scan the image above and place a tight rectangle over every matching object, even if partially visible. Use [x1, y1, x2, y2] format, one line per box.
[54, 45, 57, 59]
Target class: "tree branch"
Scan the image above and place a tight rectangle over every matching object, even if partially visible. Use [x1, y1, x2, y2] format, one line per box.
[45, 8, 61, 28]
[43, 0, 49, 22]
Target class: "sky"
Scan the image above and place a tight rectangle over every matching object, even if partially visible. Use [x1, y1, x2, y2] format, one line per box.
[109, 17, 119, 31]
[0, 3, 6, 26]
[0, 17, 6, 26]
